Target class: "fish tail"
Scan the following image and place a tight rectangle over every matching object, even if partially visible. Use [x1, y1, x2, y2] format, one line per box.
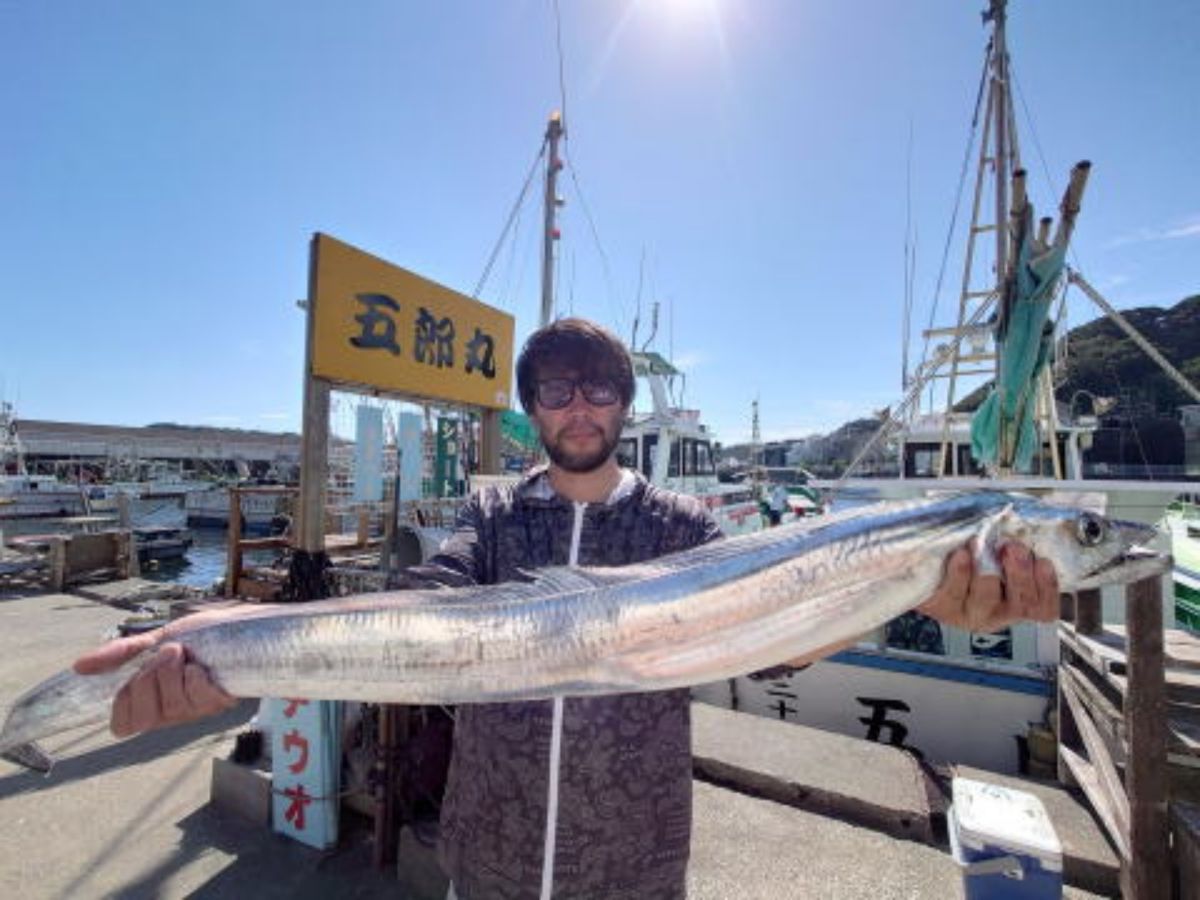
[2, 741, 54, 775]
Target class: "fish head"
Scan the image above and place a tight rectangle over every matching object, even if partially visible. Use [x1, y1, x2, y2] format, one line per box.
[993, 495, 1165, 591]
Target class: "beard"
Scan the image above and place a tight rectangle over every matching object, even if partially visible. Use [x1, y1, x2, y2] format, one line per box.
[541, 417, 622, 473]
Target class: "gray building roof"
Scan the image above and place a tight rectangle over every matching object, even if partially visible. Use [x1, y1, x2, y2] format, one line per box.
[15, 419, 301, 464]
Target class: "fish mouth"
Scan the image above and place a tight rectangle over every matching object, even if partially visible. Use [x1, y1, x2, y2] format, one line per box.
[1075, 546, 1172, 590]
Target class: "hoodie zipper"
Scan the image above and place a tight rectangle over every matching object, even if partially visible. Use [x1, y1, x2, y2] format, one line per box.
[539, 500, 586, 900]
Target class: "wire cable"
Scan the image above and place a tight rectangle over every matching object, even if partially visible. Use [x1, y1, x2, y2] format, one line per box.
[917, 41, 993, 378]
[472, 143, 547, 300]
[563, 155, 626, 335]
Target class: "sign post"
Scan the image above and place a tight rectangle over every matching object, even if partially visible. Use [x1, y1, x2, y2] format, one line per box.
[293, 231, 514, 579]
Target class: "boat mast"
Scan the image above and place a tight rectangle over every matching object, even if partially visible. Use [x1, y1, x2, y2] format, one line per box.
[990, 0, 1012, 293]
[539, 111, 565, 328]
[928, 0, 1023, 476]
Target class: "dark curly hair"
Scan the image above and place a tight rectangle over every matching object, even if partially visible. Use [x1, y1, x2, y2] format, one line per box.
[516, 318, 636, 414]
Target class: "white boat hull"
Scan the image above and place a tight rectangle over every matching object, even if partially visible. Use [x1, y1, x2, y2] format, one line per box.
[184, 490, 286, 533]
[0, 477, 87, 520]
[695, 647, 1053, 775]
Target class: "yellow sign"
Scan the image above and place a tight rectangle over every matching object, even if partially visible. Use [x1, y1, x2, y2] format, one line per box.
[310, 233, 514, 410]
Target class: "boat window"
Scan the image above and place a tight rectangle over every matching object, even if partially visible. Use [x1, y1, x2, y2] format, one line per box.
[969, 628, 1013, 661]
[642, 434, 658, 478]
[904, 444, 951, 478]
[616, 438, 638, 472]
[955, 445, 983, 476]
[695, 441, 714, 476]
[885, 612, 945, 655]
[676, 438, 700, 476]
[669, 439, 681, 477]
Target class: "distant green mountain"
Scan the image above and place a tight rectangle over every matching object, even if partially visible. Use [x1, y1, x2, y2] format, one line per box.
[720, 294, 1199, 475]
[956, 294, 1200, 415]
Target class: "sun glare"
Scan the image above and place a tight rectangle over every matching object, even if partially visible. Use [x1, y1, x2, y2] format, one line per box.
[658, 0, 723, 30]
[587, 0, 734, 98]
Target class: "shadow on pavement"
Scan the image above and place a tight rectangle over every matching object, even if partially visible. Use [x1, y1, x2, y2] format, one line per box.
[111, 805, 412, 899]
[0, 701, 256, 801]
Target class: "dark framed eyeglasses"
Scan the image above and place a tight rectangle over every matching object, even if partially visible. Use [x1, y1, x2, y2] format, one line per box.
[535, 377, 621, 410]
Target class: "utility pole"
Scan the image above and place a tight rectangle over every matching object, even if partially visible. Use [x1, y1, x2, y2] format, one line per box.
[750, 399, 762, 499]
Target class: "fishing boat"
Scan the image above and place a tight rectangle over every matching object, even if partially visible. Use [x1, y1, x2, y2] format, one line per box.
[0, 402, 89, 520]
[618, 351, 763, 535]
[99, 470, 214, 502]
[696, 0, 1197, 775]
[132, 525, 195, 564]
[184, 485, 290, 534]
[470, 113, 764, 536]
[1167, 495, 1200, 630]
[0, 474, 90, 520]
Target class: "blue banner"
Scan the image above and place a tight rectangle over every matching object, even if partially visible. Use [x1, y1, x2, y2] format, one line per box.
[397, 411, 424, 501]
[353, 405, 384, 502]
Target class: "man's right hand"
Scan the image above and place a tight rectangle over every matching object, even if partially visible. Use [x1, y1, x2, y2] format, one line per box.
[73, 635, 237, 738]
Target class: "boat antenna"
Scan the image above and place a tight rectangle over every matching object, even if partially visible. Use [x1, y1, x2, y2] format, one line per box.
[553, 0, 570, 132]
[642, 300, 660, 352]
[630, 248, 645, 349]
[902, 119, 916, 391]
[668, 294, 674, 365]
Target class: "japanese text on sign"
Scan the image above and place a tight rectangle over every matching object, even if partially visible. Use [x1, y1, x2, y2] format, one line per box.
[310, 233, 514, 409]
[268, 696, 340, 849]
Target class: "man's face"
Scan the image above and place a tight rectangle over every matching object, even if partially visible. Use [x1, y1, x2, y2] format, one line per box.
[530, 369, 626, 473]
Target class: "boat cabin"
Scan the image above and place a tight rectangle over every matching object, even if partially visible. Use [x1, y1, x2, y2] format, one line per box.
[899, 412, 1092, 480]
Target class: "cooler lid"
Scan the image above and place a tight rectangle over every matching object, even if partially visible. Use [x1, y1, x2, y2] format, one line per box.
[951, 777, 1062, 862]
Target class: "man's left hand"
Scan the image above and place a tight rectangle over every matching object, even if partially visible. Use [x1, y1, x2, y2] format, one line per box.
[919, 541, 1060, 633]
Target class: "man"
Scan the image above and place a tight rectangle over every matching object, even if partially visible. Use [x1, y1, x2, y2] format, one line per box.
[76, 318, 1058, 899]
[767, 482, 790, 526]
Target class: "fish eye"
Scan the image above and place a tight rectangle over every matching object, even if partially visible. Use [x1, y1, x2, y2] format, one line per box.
[1075, 512, 1106, 547]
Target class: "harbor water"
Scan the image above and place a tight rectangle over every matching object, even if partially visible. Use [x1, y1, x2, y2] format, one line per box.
[141, 527, 276, 589]
[0, 497, 281, 592]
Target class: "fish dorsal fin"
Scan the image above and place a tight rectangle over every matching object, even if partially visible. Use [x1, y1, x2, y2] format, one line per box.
[1040, 491, 1107, 514]
[448, 566, 647, 607]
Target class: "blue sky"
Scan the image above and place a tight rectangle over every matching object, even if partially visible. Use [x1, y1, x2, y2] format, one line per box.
[2, 0, 1197, 444]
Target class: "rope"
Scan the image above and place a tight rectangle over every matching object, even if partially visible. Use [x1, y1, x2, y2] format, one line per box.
[836, 290, 1001, 490]
[1010, 62, 1095, 361]
[549, 1, 625, 332]
[917, 40, 993, 377]
[496, 198, 525, 310]
[563, 155, 626, 336]
[472, 143, 547, 301]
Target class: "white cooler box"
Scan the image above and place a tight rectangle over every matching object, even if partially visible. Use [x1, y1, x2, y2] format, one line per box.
[948, 777, 1063, 899]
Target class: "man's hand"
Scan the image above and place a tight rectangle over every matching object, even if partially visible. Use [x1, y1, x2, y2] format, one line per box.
[74, 635, 236, 738]
[919, 541, 1060, 633]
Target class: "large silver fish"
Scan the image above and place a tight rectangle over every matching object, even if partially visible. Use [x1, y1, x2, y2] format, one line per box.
[0, 491, 1164, 773]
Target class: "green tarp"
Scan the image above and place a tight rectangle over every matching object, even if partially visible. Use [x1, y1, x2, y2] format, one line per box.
[970, 206, 1067, 471]
[501, 410, 541, 450]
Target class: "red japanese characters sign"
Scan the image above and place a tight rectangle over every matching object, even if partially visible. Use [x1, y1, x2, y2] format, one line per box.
[267, 697, 340, 849]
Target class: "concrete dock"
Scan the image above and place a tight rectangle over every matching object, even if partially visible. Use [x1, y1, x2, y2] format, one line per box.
[0, 591, 1116, 898]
